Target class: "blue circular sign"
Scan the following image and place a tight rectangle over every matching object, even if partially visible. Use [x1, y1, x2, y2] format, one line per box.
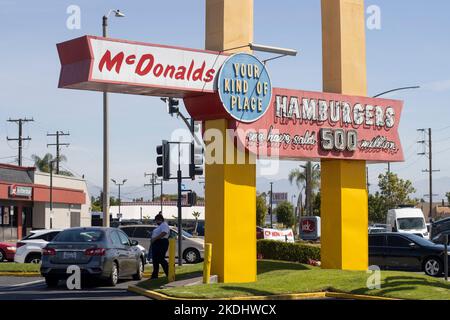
[218, 53, 272, 123]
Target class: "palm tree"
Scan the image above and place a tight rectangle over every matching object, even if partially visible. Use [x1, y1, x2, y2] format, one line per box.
[31, 153, 72, 176]
[192, 211, 201, 236]
[288, 161, 320, 217]
[31, 153, 54, 173]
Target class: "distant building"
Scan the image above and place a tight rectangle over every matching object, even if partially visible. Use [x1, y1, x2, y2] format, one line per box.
[0, 163, 91, 241]
[417, 202, 450, 221]
[110, 201, 205, 221]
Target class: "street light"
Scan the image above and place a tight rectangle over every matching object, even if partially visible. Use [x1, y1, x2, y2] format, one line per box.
[249, 43, 298, 56]
[101, 9, 125, 228]
[372, 86, 420, 98]
[111, 179, 127, 220]
[49, 160, 57, 229]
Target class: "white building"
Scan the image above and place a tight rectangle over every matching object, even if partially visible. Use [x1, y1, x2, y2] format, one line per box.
[110, 202, 205, 221]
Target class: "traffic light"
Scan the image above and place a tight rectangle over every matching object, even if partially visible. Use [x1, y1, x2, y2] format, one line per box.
[161, 97, 179, 116]
[190, 121, 204, 179]
[187, 191, 197, 206]
[156, 140, 170, 181]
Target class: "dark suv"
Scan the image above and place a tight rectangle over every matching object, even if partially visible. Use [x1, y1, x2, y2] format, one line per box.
[369, 232, 450, 277]
[431, 217, 450, 240]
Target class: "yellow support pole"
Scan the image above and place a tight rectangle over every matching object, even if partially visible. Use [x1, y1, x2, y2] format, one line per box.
[203, 243, 212, 284]
[204, 0, 257, 283]
[168, 238, 176, 282]
[320, 0, 368, 271]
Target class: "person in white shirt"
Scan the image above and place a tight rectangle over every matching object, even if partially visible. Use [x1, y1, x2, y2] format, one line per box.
[150, 213, 170, 279]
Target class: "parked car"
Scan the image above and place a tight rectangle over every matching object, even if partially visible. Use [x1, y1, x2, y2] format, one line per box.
[14, 229, 62, 264]
[431, 217, 450, 240]
[369, 226, 388, 234]
[41, 227, 146, 287]
[369, 232, 450, 277]
[0, 242, 16, 262]
[386, 207, 429, 239]
[120, 224, 204, 264]
[432, 230, 450, 246]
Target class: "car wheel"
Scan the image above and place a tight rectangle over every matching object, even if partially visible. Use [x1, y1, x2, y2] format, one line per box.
[45, 277, 59, 288]
[0, 250, 5, 262]
[183, 248, 200, 264]
[133, 258, 144, 280]
[25, 253, 42, 264]
[423, 257, 443, 277]
[107, 262, 119, 287]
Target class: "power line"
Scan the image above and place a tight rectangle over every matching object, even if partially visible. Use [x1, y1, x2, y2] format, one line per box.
[6, 117, 34, 166]
[435, 125, 450, 133]
[47, 131, 70, 174]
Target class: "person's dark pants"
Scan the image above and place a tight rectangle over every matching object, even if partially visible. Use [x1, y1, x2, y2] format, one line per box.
[151, 238, 169, 279]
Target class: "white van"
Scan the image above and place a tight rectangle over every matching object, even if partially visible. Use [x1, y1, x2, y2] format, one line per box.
[386, 207, 429, 239]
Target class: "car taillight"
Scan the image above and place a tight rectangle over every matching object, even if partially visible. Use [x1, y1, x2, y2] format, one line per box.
[42, 248, 56, 256]
[16, 242, 25, 248]
[84, 248, 106, 256]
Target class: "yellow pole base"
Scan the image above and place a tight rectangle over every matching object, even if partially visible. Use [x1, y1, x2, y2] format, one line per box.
[203, 243, 212, 284]
[168, 238, 176, 282]
[320, 160, 368, 270]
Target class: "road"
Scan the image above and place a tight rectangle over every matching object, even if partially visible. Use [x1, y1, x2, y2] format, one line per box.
[0, 276, 149, 300]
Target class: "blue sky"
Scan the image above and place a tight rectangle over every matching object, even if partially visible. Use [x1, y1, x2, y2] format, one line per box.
[1, 1, 450, 200]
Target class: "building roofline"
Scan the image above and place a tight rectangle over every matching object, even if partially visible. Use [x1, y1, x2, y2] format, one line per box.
[0, 163, 36, 171]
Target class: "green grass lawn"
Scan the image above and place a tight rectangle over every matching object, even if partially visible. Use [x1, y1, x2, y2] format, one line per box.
[0, 263, 41, 272]
[137, 260, 450, 300]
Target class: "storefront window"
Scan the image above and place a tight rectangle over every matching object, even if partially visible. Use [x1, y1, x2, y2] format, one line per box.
[1, 207, 10, 226]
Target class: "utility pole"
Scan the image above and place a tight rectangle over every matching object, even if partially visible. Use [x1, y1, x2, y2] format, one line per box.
[144, 173, 157, 202]
[176, 144, 183, 266]
[6, 118, 34, 166]
[269, 182, 273, 228]
[366, 167, 370, 192]
[418, 128, 440, 219]
[47, 131, 70, 174]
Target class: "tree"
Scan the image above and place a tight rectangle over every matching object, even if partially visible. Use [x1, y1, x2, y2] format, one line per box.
[256, 194, 268, 227]
[368, 172, 417, 223]
[446, 192, 450, 205]
[192, 211, 201, 236]
[31, 153, 73, 176]
[378, 172, 417, 209]
[274, 201, 295, 228]
[368, 192, 387, 223]
[288, 161, 320, 216]
[312, 192, 321, 216]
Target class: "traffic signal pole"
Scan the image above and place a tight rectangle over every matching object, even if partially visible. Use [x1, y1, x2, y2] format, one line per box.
[177, 161, 183, 267]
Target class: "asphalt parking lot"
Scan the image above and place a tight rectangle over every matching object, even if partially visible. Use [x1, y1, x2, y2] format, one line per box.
[0, 276, 150, 300]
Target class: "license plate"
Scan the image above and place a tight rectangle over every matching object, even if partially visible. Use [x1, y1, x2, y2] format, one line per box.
[63, 251, 77, 260]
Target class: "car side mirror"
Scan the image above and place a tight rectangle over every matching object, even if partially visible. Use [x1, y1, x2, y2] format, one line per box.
[409, 242, 417, 248]
[131, 240, 139, 246]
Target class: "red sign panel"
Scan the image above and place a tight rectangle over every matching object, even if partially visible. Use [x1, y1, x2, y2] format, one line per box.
[229, 88, 404, 162]
[57, 36, 228, 98]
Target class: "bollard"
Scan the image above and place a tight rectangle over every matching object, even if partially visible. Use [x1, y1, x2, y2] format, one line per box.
[168, 238, 176, 282]
[445, 234, 448, 282]
[203, 243, 212, 284]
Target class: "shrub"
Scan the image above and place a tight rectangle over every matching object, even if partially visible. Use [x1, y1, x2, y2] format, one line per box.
[257, 240, 320, 263]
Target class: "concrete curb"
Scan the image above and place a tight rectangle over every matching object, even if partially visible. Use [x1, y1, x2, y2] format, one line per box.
[0, 272, 41, 277]
[129, 285, 400, 301]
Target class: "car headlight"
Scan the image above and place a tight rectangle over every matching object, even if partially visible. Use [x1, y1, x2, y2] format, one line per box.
[6, 247, 16, 251]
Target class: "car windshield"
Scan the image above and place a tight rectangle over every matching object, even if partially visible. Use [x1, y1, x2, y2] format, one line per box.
[54, 229, 104, 242]
[397, 218, 425, 230]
